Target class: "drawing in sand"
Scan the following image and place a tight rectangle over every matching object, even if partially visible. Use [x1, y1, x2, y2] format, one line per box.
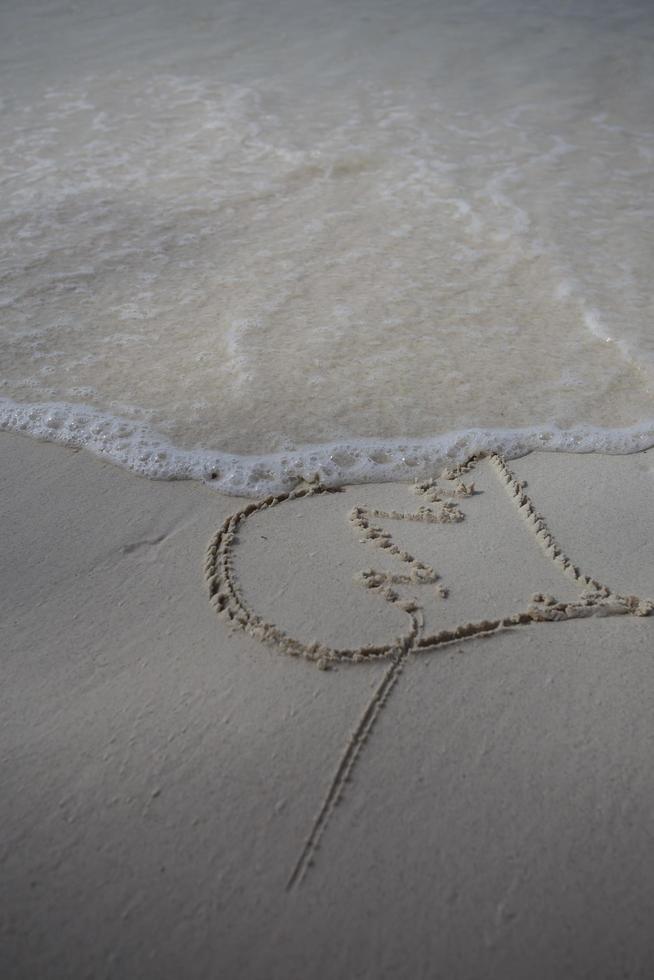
[205, 453, 652, 886]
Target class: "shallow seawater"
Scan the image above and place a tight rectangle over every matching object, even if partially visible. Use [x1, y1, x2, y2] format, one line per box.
[1, 0, 653, 494]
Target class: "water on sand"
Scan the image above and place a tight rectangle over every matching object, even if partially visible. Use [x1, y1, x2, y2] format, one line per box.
[1, 0, 653, 493]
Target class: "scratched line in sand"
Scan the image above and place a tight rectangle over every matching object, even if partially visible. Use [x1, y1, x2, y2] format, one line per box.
[205, 455, 652, 888]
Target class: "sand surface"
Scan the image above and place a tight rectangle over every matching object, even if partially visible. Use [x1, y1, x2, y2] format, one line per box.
[1, 432, 653, 979]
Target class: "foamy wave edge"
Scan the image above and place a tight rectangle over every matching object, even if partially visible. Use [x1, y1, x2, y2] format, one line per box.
[2, 397, 654, 497]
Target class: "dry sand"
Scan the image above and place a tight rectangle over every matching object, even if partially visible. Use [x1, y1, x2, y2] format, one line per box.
[1, 431, 653, 979]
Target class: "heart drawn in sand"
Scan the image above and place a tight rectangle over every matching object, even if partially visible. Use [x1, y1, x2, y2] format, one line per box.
[205, 453, 651, 669]
[204, 453, 652, 888]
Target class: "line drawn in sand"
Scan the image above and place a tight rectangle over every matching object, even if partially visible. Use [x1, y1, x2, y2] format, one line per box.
[205, 453, 652, 889]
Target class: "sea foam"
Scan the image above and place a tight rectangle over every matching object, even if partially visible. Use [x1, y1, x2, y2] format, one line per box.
[3, 398, 653, 497]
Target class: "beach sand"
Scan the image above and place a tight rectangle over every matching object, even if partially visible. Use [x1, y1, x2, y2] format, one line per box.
[2, 431, 653, 979]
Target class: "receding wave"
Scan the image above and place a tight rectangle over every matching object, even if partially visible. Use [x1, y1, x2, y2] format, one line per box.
[2, 0, 653, 485]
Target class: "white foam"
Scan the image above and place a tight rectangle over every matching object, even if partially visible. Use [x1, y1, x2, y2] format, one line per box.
[2, 397, 653, 499]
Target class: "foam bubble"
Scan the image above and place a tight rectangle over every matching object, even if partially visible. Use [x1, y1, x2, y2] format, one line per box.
[2, 397, 653, 498]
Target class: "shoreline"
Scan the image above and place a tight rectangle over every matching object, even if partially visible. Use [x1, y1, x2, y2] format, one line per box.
[2, 396, 654, 496]
[2, 430, 653, 978]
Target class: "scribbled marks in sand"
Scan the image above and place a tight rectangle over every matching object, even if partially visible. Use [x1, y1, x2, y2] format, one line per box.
[488, 453, 652, 621]
[348, 474, 472, 611]
[205, 456, 651, 665]
[205, 477, 423, 665]
[286, 651, 406, 889]
[206, 455, 652, 890]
